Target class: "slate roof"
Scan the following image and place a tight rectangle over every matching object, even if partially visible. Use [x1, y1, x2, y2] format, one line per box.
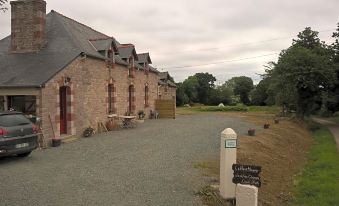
[89, 38, 116, 52]
[0, 10, 157, 87]
[117, 44, 138, 60]
[137, 53, 152, 64]
[149, 65, 159, 73]
[159, 72, 170, 80]
[158, 72, 176, 88]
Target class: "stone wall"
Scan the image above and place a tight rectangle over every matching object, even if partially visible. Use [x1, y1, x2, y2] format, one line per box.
[41, 56, 159, 142]
[158, 85, 176, 101]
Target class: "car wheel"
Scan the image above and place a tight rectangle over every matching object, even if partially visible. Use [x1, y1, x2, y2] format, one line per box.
[17, 152, 32, 157]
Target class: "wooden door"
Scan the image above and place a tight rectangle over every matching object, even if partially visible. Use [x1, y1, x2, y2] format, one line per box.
[60, 87, 67, 134]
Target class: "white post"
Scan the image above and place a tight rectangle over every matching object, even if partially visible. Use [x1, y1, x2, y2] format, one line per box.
[236, 184, 258, 206]
[220, 128, 237, 199]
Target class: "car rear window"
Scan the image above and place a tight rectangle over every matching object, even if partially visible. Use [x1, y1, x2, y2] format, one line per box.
[0, 114, 32, 127]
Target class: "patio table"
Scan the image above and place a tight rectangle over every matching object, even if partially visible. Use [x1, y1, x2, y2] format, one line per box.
[119, 115, 137, 129]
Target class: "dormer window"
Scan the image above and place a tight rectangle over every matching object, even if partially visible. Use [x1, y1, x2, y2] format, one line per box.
[128, 56, 135, 78]
[107, 49, 115, 64]
[129, 56, 134, 67]
[144, 63, 149, 75]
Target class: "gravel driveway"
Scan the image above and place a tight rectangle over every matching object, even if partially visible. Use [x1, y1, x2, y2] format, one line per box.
[0, 114, 256, 206]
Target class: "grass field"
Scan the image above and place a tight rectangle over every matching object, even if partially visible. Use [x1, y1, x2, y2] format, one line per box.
[291, 127, 339, 206]
[177, 105, 281, 115]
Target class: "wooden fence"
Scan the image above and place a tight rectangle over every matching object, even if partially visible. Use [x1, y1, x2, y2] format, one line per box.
[155, 99, 176, 119]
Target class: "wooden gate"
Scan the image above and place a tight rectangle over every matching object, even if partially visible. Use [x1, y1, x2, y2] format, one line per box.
[155, 99, 176, 119]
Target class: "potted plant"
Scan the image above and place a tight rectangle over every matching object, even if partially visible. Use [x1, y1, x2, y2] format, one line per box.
[136, 110, 145, 123]
[52, 138, 61, 147]
[83, 127, 95, 138]
[106, 119, 118, 131]
[137, 110, 145, 119]
[274, 118, 280, 124]
[264, 123, 270, 129]
[248, 128, 256, 136]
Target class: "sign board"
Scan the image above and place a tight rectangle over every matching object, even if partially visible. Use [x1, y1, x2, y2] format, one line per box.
[225, 139, 237, 148]
[232, 164, 262, 188]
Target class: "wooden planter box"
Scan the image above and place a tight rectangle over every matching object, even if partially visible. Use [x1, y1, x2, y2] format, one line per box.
[52, 139, 61, 147]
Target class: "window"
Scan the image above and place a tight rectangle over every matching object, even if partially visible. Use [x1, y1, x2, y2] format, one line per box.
[145, 86, 149, 107]
[108, 50, 115, 64]
[108, 84, 114, 114]
[8, 96, 36, 115]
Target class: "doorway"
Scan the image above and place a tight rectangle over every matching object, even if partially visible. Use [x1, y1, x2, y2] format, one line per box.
[59, 86, 69, 134]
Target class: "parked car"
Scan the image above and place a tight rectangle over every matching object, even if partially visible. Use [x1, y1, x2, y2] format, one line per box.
[0, 111, 38, 158]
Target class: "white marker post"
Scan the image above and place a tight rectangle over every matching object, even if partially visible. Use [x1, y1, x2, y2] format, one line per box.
[236, 184, 258, 206]
[220, 128, 237, 199]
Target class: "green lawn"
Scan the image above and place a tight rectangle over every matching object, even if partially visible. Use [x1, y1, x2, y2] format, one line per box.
[291, 127, 339, 206]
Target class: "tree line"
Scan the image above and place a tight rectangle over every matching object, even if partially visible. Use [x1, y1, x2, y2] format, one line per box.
[176, 23, 339, 119]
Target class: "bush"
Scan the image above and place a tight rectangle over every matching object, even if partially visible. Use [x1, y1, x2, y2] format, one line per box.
[194, 105, 249, 112]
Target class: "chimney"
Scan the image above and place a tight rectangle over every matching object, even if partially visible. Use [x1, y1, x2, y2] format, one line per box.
[10, 0, 47, 53]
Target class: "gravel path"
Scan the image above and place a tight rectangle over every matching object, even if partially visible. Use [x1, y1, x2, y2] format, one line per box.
[0, 114, 256, 206]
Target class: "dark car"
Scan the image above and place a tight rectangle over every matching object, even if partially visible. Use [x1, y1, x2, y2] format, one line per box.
[0, 111, 38, 158]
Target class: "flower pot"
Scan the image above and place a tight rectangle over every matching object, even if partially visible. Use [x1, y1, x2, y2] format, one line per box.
[106, 120, 117, 131]
[52, 139, 61, 147]
[248, 129, 256, 136]
[136, 119, 145, 124]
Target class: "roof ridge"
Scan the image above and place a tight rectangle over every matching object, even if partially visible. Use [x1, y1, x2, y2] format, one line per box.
[51, 10, 110, 38]
[89, 37, 113, 41]
[119, 43, 135, 47]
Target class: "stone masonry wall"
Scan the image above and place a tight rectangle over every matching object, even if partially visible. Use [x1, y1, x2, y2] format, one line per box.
[41, 57, 159, 142]
[159, 85, 176, 101]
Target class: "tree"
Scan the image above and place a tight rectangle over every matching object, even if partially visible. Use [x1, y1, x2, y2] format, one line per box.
[226, 76, 254, 105]
[175, 83, 189, 106]
[332, 23, 339, 62]
[182, 75, 199, 103]
[0, 0, 8, 12]
[194, 73, 216, 104]
[293, 27, 321, 49]
[269, 27, 336, 118]
[325, 23, 339, 113]
[209, 85, 233, 105]
[250, 78, 270, 106]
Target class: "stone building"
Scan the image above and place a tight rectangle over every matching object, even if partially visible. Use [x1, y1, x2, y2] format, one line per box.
[0, 0, 175, 143]
[158, 72, 177, 101]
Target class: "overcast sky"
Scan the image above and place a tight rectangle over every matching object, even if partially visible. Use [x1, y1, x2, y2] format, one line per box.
[0, 0, 338, 84]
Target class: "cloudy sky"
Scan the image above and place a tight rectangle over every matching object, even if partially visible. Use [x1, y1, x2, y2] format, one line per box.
[0, 0, 338, 84]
